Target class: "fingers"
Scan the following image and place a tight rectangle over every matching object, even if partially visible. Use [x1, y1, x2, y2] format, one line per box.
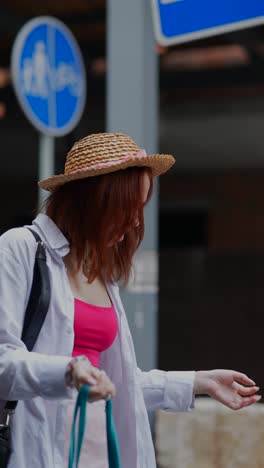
[73, 363, 116, 401]
[90, 367, 102, 381]
[88, 372, 116, 402]
[91, 372, 115, 399]
[74, 370, 97, 389]
[94, 371, 116, 398]
[232, 382, 260, 397]
[241, 394, 262, 408]
[233, 372, 256, 386]
[230, 378, 262, 409]
[226, 392, 262, 411]
[72, 361, 105, 389]
[233, 394, 262, 410]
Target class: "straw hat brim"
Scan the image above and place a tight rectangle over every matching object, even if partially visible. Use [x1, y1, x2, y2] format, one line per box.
[38, 153, 176, 192]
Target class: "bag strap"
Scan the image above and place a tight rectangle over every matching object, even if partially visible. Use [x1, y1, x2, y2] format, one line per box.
[106, 399, 121, 468]
[4, 227, 51, 413]
[68, 386, 121, 468]
[21, 228, 51, 350]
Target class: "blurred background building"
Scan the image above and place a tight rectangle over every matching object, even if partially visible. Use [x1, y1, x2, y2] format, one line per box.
[1, 2, 264, 454]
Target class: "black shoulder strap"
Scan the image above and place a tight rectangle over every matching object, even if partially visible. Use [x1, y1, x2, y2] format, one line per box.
[21, 228, 51, 350]
[5, 227, 51, 412]
[25, 228, 42, 244]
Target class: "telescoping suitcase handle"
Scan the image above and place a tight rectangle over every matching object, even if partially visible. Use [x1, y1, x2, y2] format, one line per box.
[68, 385, 121, 468]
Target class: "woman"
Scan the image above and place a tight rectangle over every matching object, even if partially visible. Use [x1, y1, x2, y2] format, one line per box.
[0, 132, 261, 468]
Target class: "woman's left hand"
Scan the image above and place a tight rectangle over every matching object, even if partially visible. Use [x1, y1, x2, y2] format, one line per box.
[194, 370, 261, 410]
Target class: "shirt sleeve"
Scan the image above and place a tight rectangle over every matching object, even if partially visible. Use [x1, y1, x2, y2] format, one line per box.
[0, 246, 73, 401]
[137, 367, 195, 412]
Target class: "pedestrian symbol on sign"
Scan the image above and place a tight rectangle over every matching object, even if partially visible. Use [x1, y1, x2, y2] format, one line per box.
[22, 41, 49, 97]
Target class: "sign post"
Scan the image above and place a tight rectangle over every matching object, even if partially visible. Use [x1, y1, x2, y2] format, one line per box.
[11, 16, 86, 205]
[107, 0, 158, 374]
[39, 135, 54, 207]
[151, 0, 264, 46]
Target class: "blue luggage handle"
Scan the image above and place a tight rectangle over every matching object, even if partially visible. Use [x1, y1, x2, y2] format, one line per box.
[68, 385, 121, 468]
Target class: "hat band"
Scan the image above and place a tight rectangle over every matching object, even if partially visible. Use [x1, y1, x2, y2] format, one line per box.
[67, 149, 147, 175]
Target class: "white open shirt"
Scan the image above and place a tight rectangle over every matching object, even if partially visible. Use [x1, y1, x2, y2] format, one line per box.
[0, 213, 195, 468]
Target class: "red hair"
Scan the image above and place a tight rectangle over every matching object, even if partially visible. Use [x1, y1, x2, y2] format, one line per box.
[45, 167, 153, 284]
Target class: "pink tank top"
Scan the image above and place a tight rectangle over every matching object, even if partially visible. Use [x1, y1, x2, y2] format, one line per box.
[72, 298, 118, 368]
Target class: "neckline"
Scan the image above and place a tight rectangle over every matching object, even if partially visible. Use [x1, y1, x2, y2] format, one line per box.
[74, 297, 113, 310]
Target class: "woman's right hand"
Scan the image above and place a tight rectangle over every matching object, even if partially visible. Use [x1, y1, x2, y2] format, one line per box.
[70, 357, 116, 402]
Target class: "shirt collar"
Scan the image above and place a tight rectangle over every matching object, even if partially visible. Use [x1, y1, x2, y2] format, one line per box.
[32, 213, 70, 258]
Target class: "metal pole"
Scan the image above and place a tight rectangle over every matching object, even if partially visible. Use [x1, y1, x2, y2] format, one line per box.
[38, 134, 55, 209]
[107, 0, 158, 371]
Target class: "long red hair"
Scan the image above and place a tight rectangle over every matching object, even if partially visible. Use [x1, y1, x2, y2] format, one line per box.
[45, 167, 153, 284]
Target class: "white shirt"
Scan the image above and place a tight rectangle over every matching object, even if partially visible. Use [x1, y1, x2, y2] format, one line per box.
[0, 213, 195, 468]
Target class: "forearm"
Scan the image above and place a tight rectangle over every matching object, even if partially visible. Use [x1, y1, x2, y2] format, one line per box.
[0, 346, 73, 401]
[137, 368, 195, 412]
[193, 370, 211, 395]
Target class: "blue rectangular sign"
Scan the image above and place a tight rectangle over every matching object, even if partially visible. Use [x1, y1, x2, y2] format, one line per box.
[151, 0, 264, 45]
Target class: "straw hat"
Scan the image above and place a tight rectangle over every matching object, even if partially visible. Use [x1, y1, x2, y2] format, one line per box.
[38, 132, 176, 192]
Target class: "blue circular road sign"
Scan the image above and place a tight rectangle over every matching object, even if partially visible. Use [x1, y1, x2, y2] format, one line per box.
[11, 16, 86, 136]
